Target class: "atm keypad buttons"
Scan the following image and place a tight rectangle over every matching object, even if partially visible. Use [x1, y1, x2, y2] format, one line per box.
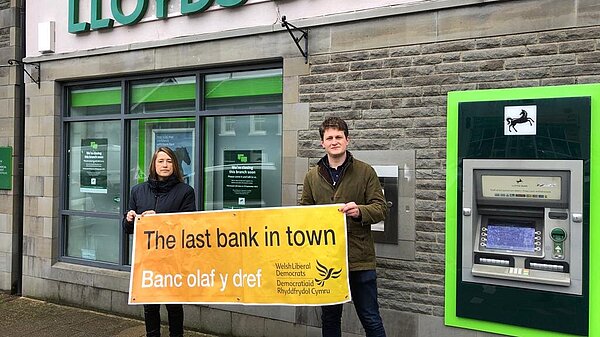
[479, 228, 487, 247]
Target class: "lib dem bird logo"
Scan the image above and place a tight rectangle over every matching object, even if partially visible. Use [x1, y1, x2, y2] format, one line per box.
[314, 260, 342, 287]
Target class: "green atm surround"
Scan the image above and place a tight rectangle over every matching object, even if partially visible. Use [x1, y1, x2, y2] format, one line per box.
[445, 84, 600, 337]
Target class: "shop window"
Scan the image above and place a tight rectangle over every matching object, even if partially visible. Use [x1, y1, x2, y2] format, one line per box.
[69, 83, 121, 116]
[204, 114, 282, 210]
[130, 76, 196, 114]
[62, 66, 282, 269]
[66, 215, 120, 263]
[65, 120, 122, 263]
[67, 121, 122, 213]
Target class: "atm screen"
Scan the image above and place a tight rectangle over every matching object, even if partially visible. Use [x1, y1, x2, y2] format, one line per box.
[486, 223, 535, 252]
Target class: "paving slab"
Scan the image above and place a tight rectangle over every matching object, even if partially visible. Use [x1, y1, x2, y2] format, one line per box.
[0, 292, 217, 337]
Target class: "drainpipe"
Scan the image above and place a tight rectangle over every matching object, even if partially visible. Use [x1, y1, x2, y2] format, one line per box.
[11, 0, 26, 296]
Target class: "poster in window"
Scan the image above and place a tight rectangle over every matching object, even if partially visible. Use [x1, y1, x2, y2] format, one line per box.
[152, 128, 194, 184]
[80, 138, 108, 194]
[223, 150, 262, 209]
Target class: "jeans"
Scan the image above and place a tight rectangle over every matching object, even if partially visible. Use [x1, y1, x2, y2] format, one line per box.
[321, 270, 386, 337]
[143, 304, 184, 337]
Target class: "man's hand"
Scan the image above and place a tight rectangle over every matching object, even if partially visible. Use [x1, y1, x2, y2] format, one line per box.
[339, 202, 361, 219]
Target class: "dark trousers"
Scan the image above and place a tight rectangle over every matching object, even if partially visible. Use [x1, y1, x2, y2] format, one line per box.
[321, 270, 386, 337]
[143, 304, 184, 337]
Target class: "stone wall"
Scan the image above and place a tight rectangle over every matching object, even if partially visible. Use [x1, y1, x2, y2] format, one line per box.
[298, 24, 600, 320]
[0, 0, 21, 293]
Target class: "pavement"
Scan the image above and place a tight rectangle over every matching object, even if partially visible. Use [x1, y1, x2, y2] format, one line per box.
[0, 292, 218, 337]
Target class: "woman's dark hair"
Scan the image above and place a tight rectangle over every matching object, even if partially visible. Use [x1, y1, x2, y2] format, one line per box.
[319, 117, 349, 140]
[148, 146, 184, 183]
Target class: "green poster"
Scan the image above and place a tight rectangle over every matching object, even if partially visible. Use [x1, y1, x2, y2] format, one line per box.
[223, 150, 262, 209]
[80, 138, 108, 194]
[0, 147, 12, 190]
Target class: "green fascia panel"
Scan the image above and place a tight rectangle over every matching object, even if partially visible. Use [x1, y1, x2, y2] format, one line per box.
[71, 88, 121, 107]
[71, 84, 195, 108]
[445, 83, 600, 337]
[205, 76, 283, 98]
[131, 83, 196, 104]
[72, 76, 282, 108]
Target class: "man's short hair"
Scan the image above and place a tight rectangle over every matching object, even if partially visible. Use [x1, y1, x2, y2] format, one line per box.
[319, 117, 349, 140]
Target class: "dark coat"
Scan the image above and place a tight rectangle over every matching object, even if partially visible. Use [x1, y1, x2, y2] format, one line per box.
[300, 152, 387, 271]
[122, 176, 196, 234]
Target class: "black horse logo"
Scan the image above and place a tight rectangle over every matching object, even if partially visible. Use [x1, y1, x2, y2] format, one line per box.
[506, 109, 535, 133]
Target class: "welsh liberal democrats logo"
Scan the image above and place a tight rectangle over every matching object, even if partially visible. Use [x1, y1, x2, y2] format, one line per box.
[314, 260, 342, 287]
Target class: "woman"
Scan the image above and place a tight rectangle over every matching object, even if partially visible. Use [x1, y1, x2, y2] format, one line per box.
[123, 146, 196, 337]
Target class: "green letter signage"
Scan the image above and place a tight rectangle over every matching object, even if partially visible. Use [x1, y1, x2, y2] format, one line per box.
[155, 0, 170, 19]
[91, 0, 114, 30]
[111, 0, 148, 25]
[68, 0, 90, 33]
[68, 0, 252, 34]
[181, 0, 212, 15]
[0, 147, 12, 190]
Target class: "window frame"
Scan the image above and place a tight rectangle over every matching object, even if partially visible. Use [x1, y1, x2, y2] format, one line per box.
[59, 62, 283, 270]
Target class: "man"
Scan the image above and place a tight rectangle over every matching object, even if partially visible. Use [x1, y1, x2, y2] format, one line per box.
[300, 117, 387, 337]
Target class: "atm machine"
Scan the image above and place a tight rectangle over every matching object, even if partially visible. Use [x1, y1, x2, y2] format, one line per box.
[448, 92, 592, 336]
[462, 159, 583, 295]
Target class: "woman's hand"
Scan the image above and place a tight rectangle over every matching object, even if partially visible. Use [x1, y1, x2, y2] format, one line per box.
[126, 210, 156, 222]
[126, 210, 137, 222]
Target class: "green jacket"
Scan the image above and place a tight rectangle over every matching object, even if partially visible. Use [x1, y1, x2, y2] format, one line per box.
[300, 152, 387, 271]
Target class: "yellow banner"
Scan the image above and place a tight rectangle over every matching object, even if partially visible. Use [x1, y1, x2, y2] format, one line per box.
[128, 205, 350, 305]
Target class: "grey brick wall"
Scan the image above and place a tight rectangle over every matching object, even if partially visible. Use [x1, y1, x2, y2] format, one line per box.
[298, 24, 600, 318]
